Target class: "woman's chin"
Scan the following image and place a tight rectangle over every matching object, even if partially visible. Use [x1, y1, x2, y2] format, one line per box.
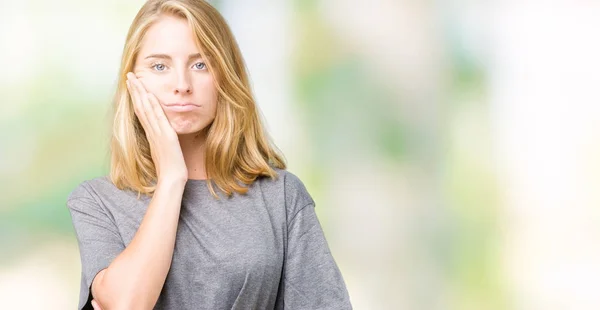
[171, 122, 210, 136]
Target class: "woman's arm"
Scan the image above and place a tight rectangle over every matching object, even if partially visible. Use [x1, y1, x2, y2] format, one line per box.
[91, 178, 186, 310]
[91, 73, 189, 310]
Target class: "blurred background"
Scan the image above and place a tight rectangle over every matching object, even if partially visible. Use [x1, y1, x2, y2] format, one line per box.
[1, 0, 600, 309]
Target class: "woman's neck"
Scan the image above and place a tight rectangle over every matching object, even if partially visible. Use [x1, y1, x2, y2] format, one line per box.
[178, 131, 208, 180]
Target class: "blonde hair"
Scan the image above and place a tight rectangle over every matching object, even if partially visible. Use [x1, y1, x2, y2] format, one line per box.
[109, 0, 286, 199]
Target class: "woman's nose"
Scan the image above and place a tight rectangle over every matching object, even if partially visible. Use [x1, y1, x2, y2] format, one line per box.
[173, 72, 193, 94]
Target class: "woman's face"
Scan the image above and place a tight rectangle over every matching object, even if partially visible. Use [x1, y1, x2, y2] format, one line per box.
[133, 14, 217, 136]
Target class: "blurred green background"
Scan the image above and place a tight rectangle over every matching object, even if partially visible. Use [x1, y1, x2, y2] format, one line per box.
[2, 1, 600, 309]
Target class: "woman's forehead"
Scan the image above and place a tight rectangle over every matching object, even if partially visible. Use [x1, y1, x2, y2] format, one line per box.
[139, 15, 204, 58]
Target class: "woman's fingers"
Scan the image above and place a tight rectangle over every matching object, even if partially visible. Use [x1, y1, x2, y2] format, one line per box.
[126, 74, 149, 132]
[91, 299, 103, 310]
[147, 92, 176, 137]
[126, 72, 160, 135]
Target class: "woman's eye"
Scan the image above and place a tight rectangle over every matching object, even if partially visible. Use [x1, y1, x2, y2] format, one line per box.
[194, 62, 206, 70]
[152, 63, 166, 71]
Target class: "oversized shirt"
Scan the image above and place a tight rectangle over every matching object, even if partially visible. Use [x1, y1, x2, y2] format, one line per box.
[66, 168, 352, 309]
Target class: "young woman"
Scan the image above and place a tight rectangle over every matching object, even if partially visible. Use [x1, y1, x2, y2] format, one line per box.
[66, 0, 352, 309]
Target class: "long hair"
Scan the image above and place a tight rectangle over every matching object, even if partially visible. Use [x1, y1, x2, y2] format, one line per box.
[109, 0, 286, 199]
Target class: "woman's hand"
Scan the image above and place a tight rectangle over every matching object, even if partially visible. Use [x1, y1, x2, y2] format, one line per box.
[126, 72, 188, 184]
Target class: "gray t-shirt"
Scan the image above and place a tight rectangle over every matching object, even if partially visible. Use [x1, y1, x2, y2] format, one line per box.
[66, 168, 352, 310]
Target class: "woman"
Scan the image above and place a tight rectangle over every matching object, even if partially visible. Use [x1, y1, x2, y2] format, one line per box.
[66, 0, 352, 309]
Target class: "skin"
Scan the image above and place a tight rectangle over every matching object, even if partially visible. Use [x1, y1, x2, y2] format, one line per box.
[134, 13, 217, 181]
[90, 14, 217, 310]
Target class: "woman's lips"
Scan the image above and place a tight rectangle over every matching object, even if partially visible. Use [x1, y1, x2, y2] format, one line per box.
[162, 102, 199, 112]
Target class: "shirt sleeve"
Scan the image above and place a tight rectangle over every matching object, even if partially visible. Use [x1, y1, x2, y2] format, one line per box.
[66, 181, 126, 310]
[280, 202, 353, 309]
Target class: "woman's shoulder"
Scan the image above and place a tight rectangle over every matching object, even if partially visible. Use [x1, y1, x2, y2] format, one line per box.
[257, 167, 315, 210]
[67, 175, 137, 206]
[67, 176, 105, 200]
[256, 167, 301, 190]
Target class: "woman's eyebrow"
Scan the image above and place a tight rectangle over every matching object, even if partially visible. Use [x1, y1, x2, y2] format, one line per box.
[144, 53, 203, 60]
